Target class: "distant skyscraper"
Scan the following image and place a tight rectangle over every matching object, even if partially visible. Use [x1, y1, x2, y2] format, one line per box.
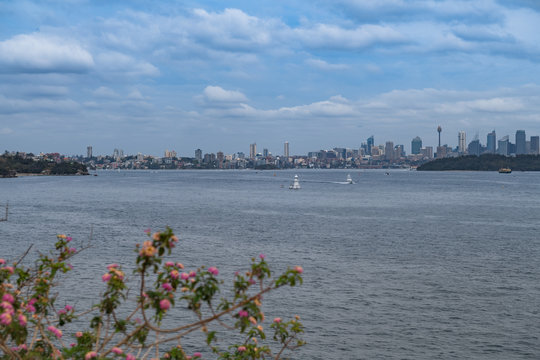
[487, 130, 496, 153]
[284, 141, 289, 157]
[367, 136, 374, 155]
[458, 131, 466, 153]
[437, 126, 442, 147]
[385, 141, 394, 161]
[195, 149, 202, 161]
[411, 136, 422, 154]
[516, 130, 526, 154]
[531, 136, 539, 155]
[263, 148, 269, 157]
[216, 151, 224, 168]
[249, 143, 257, 159]
[86, 146, 92, 158]
[498, 136, 509, 155]
[467, 139, 481, 156]
[421, 146, 433, 158]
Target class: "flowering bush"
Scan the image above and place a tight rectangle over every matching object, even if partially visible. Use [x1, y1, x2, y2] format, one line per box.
[0, 228, 305, 359]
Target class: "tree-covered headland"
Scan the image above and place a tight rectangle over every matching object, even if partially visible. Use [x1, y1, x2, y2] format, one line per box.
[0, 153, 88, 177]
[417, 154, 540, 171]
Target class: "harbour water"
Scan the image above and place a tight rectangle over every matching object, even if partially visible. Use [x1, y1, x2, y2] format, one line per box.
[1, 169, 540, 359]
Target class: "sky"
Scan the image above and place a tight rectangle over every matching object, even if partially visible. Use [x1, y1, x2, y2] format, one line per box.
[1, 0, 540, 156]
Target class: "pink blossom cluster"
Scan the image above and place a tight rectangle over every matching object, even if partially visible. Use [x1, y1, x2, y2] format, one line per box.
[238, 310, 249, 318]
[208, 266, 219, 276]
[47, 325, 63, 338]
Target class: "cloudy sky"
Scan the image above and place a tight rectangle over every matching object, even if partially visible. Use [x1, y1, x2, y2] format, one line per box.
[1, 0, 540, 156]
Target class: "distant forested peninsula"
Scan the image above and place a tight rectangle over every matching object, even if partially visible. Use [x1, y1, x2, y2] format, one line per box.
[417, 154, 540, 171]
[0, 153, 89, 177]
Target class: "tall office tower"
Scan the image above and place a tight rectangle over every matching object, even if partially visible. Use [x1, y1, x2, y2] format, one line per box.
[195, 149, 202, 161]
[411, 136, 422, 154]
[87, 146, 92, 158]
[458, 131, 466, 153]
[385, 141, 394, 161]
[284, 141, 289, 157]
[249, 143, 257, 159]
[367, 136, 374, 155]
[437, 126, 442, 147]
[113, 148, 119, 159]
[487, 130, 496, 153]
[421, 146, 433, 158]
[498, 136, 509, 155]
[263, 148, 269, 157]
[467, 139, 481, 156]
[530, 136, 539, 155]
[516, 130, 526, 154]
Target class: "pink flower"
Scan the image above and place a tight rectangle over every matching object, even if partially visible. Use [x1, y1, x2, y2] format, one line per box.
[294, 266, 303, 274]
[69, 247, 77, 254]
[2, 293, 14, 303]
[58, 309, 66, 315]
[259, 254, 266, 259]
[3, 266, 13, 274]
[238, 346, 246, 352]
[107, 263, 119, 270]
[18, 314, 27, 326]
[102, 273, 112, 282]
[26, 304, 36, 313]
[85, 351, 98, 360]
[0, 259, 5, 264]
[152, 232, 160, 241]
[170, 270, 180, 280]
[248, 279, 256, 285]
[144, 228, 151, 234]
[76, 331, 83, 338]
[47, 325, 62, 338]
[65, 305, 73, 311]
[162, 283, 173, 292]
[180, 272, 189, 280]
[1, 302, 14, 314]
[192, 352, 201, 358]
[66, 236, 72, 242]
[208, 267, 219, 276]
[189, 271, 197, 278]
[159, 299, 171, 310]
[165, 261, 174, 267]
[70, 343, 76, 347]
[112, 347, 123, 355]
[273, 317, 281, 323]
[0, 313, 12, 325]
[238, 310, 249, 318]
[176, 262, 184, 269]
[126, 354, 136, 360]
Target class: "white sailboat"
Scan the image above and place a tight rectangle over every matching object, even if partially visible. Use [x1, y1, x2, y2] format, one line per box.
[289, 174, 301, 190]
[346, 174, 353, 184]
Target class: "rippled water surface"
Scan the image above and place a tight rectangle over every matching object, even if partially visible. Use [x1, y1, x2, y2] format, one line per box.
[2, 169, 540, 359]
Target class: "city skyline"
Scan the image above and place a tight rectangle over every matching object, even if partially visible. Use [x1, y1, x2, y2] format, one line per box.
[2, 1, 540, 155]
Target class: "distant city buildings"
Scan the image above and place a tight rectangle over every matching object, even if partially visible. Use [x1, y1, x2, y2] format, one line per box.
[284, 141, 289, 158]
[87, 146, 92, 158]
[458, 131, 466, 153]
[516, 130, 526, 155]
[249, 143, 256, 159]
[487, 130, 496, 153]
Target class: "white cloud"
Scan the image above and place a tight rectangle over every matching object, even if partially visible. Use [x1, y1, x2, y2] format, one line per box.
[95, 51, 159, 77]
[0, 127, 13, 135]
[93, 86, 119, 98]
[0, 33, 94, 73]
[305, 59, 349, 70]
[203, 86, 248, 102]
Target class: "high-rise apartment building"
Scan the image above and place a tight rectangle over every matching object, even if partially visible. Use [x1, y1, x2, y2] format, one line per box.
[467, 139, 481, 156]
[530, 136, 539, 155]
[487, 130, 496, 153]
[284, 141, 289, 157]
[411, 136, 422, 154]
[249, 143, 257, 159]
[458, 131, 466, 153]
[263, 148, 269, 157]
[195, 149, 202, 161]
[87, 146, 92, 158]
[516, 130, 526, 154]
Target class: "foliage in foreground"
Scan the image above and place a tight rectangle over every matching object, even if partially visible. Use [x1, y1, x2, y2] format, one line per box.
[417, 154, 540, 171]
[0, 228, 304, 359]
